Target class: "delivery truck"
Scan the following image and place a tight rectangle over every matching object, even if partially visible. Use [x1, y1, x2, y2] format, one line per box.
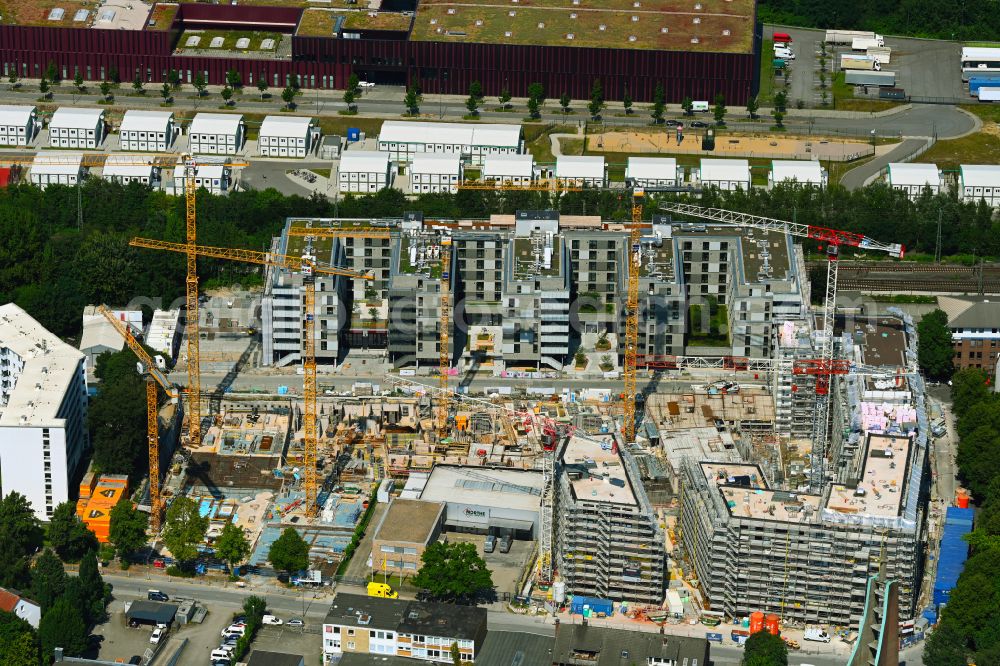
[979, 87, 1000, 102]
[852, 36, 886, 50]
[970, 77, 1000, 95]
[826, 29, 882, 45]
[841, 54, 882, 70]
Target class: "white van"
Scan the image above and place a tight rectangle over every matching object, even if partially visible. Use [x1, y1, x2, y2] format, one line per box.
[691, 100, 710, 112]
[774, 47, 795, 60]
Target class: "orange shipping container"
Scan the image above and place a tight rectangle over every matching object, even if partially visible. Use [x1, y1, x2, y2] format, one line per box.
[77, 474, 129, 543]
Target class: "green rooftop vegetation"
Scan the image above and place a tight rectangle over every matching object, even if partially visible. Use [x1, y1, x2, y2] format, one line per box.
[297, 8, 413, 37]
[147, 3, 178, 31]
[512, 236, 562, 277]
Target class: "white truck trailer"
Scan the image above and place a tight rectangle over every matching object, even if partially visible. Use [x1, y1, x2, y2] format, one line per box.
[825, 29, 882, 45]
[852, 35, 886, 50]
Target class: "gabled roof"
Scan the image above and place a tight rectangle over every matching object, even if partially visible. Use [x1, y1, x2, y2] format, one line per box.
[0, 587, 20, 613]
[940, 296, 1000, 329]
[189, 113, 243, 135]
[119, 110, 173, 133]
[626, 156, 677, 180]
[0, 105, 36, 125]
[49, 107, 104, 128]
[411, 153, 462, 174]
[887, 162, 940, 186]
[339, 151, 391, 173]
[552, 624, 709, 665]
[771, 159, 824, 184]
[959, 164, 1000, 188]
[556, 155, 605, 179]
[259, 115, 314, 138]
[701, 158, 750, 182]
[245, 651, 304, 666]
[476, 630, 555, 666]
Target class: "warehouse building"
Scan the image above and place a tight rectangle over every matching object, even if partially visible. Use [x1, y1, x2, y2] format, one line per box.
[338, 151, 393, 193]
[958, 164, 1000, 207]
[886, 162, 942, 199]
[118, 110, 176, 152]
[410, 153, 463, 194]
[555, 156, 607, 187]
[625, 157, 680, 188]
[481, 154, 535, 187]
[101, 155, 159, 187]
[258, 115, 319, 158]
[369, 499, 444, 575]
[188, 113, 245, 155]
[29, 151, 86, 189]
[377, 121, 523, 165]
[48, 107, 105, 149]
[78, 305, 141, 369]
[0, 104, 38, 146]
[769, 159, 827, 188]
[699, 158, 751, 190]
[0, 303, 90, 520]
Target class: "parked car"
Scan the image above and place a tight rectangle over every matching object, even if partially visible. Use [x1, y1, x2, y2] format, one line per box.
[499, 535, 512, 553]
[286, 618, 305, 628]
[665, 119, 680, 127]
[690, 121, 709, 128]
[221, 625, 246, 638]
[128, 657, 142, 665]
[211, 648, 234, 661]
[483, 535, 497, 553]
[147, 590, 169, 602]
[359, 81, 376, 88]
[149, 627, 165, 645]
[262, 614, 283, 626]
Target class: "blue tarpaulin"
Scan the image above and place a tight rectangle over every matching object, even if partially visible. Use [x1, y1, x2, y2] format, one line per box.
[933, 507, 975, 605]
[570, 596, 613, 616]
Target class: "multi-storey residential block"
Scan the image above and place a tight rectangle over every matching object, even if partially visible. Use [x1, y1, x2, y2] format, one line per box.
[118, 110, 175, 152]
[338, 152, 393, 193]
[699, 158, 750, 191]
[769, 159, 827, 189]
[940, 296, 1000, 375]
[410, 153, 462, 194]
[625, 157, 680, 188]
[101, 155, 159, 186]
[886, 162, 942, 200]
[29, 151, 85, 189]
[0, 104, 37, 146]
[48, 107, 104, 149]
[166, 162, 230, 195]
[377, 121, 523, 165]
[188, 113, 244, 155]
[555, 433, 667, 604]
[481, 154, 535, 187]
[258, 115, 317, 158]
[958, 164, 1000, 207]
[555, 156, 607, 187]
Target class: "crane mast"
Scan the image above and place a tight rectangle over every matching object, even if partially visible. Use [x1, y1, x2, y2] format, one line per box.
[184, 160, 201, 446]
[623, 190, 644, 444]
[439, 238, 452, 434]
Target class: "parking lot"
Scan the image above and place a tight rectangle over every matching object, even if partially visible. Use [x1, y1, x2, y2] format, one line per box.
[91, 605, 161, 665]
[446, 532, 535, 598]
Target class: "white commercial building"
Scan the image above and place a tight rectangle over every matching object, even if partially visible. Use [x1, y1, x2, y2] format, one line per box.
[118, 110, 176, 152]
[481, 154, 535, 187]
[0, 105, 38, 146]
[377, 121, 523, 164]
[338, 151, 393, 193]
[79, 306, 142, 370]
[49, 107, 105, 149]
[555, 155, 607, 187]
[886, 162, 942, 199]
[188, 113, 245, 155]
[958, 164, 1000, 207]
[101, 155, 160, 186]
[167, 162, 231, 195]
[258, 115, 318, 158]
[29, 151, 86, 189]
[410, 153, 463, 194]
[626, 157, 680, 188]
[146, 309, 182, 361]
[769, 160, 827, 188]
[700, 158, 751, 191]
[0, 303, 89, 520]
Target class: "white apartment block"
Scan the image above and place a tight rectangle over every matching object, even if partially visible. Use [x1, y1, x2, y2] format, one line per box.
[30, 152, 85, 189]
[626, 156, 679, 188]
[258, 115, 318, 158]
[377, 121, 523, 165]
[48, 107, 105, 149]
[0, 304, 89, 520]
[886, 162, 942, 199]
[118, 110, 175, 152]
[167, 163, 230, 195]
[958, 164, 1000, 207]
[188, 113, 244, 155]
[700, 158, 751, 191]
[338, 151, 392, 193]
[481, 154, 535, 187]
[102, 155, 159, 186]
[0, 105, 38, 147]
[410, 153, 462, 194]
[555, 155, 607, 187]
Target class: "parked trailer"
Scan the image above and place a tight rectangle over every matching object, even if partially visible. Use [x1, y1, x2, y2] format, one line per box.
[879, 87, 907, 100]
[852, 36, 886, 51]
[841, 54, 882, 70]
[979, 87, 1000, 102]
[826, 29, 880, 44]
[867, 47, 892, 64]
[969, 77, 1000, 94]
[845, 70, 896, 86]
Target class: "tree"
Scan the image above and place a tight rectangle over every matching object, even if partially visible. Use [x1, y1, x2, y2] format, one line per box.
[469, 80, 483, 105]
[588, 79, 604, 119]
[39, 78, 50, 99]
[343, 88, 356, 111]
[0, 610, 40, 666]
[952, 368, 991, 418]
[288, 73, 300, 92]
[498, 86, 511, 110]
[917, 309, 955, 380]
[38, 596, 88, 659]
[281, 85, 297, 110]
[774, 90, 787, 112]
[225, 68, 242, 90]
[215, 522, 251, 573]
[74, 70, 84, 92]
[100, 80, 112, 101]
[527, 82, 545, 107]
[450, 641, 462, 665]
[108, 499, 149, 559]
[713, 93, 727, 126]
[161, 81, 172, 104]
[108, 65, 119, 84]
[681, 96, 693, 116]
[924, 621, 970, 666]
[221, 86, 233, 106]
[78, 550, 110, 623]
[8, 69, 19, 90]
[559, 92, 571, 114]
[772, 109, 784, 128]
[45, 61, 59, 84]
[30, 549, 66, 613]
[348, 73, 361, 97]
[527, 97, 540, 119]
[411, 541, 494, 604]
[47, 501, 98, 562]
[650, 83, 665, 124]
[243, 595, 267, 623]
[0, 492, 43, 589]
[193, 72, 207, 97]
[622, 89, 633, 115]
[268, 527, 309, 574]
[465, 93, 479, 116]
[403, 85, 422, 115]
[746, 94, 759, 119]
[741, 630, 788, 666]
[132, 74, 144, 94]
[167, 68, 181, 91]
[257, 78, 268, 100]
[161, 497, 208, 566]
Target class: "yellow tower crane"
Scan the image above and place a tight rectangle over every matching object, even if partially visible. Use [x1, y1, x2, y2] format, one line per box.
[129, 237, 373, 517]
[97, 305, 178, 532]
[622, 188, 644, 443]
[439, 237, 452, 435]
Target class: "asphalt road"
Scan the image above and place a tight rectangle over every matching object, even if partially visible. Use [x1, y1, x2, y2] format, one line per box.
[840, 137, 930, 189]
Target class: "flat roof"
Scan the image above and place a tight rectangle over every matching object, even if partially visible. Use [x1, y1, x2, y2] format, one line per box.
[477, 631, 555, 666]
[31, 151, 84, 175]
[259, 115, 314, 138]
[960, 164, 1000, 187]
[556, 155, 605, 179]
[245, 651, 304, 666]
[411, 153, 462, 174]
[720, 485, 822, 522]
[626, 156, 678, 180]
[961, 46, 1000, 60]
[119, 110, 173, 133]
[340, 151, 391, 173]
[701, 462, 769, 488]
[379, 121, 521, 148]
[842, 316, 908, 368]
[647, 389, 776, 432]
[374, 499, 443, 544]
[410, 0, 755, 53]
[0, 105, 36, 125]
[700, 158, 750, 182]
[49, 107, 104, 128]
[189, 113, 243, 135]
[325, 593, 409, 630]
[482, 154, 535, 178]
[173, 163, 226, 179]
[562, 434, 636, 506]
[419, 465, 543, 512]
[103, 155, 157, 178]
[125, 600, 177, 624]
[826, 433, 911, 518]
[396, 598, 486, 640]
[887, 162, 940, 186]
[771, 160, 824, 184]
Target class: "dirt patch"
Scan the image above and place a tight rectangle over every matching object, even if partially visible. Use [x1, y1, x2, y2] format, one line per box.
[980, 121, 1000, 138]
[587, 129, 874, 161]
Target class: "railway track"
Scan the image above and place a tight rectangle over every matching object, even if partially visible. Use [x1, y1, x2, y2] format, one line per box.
[838, 278, 1000, 293]
[806, 261, 1000, 294]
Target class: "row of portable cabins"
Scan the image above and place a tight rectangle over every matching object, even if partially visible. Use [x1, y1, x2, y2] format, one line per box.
[886, 162, 1000, 206]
